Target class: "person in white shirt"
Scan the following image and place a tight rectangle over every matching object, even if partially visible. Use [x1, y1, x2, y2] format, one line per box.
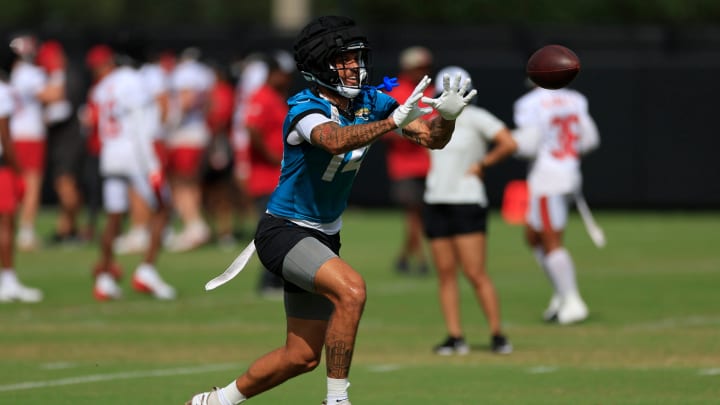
[85, 44, 176, 301]
[0, 73, 43, 303]
[422, 66, 516, 355]
[164, 47, 214, 252]
[513, 82, 600, 325]
[8, 34, 64, 251]
[112, 54, 173, 255]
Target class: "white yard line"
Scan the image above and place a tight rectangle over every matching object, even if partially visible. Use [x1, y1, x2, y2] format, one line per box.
[0, 363, 241, 392]
[624, 315, 720, 331]
[527, 366, 558, 374]
[367, 364, 403, 373]
[698, 368, 720, 376]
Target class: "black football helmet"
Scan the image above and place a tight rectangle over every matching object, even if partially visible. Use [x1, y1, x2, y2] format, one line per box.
[293, 16, 371, 98]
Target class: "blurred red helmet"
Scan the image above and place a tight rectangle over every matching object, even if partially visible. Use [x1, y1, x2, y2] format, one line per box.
[36, 40, 65, 72]
[158, 51, 176, 72]
[85, 44, 114, 69]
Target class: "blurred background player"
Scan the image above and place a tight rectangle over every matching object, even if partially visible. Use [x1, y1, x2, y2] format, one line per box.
[202, 60, 236, 247]
[0, 66, 43, 302]
[423, 66, 516, 355]
[165, 47, 214, 252]
[112, 49, 174, 255]
[36, 39, 86, 246]
[8, 33, 64, 251]
[86, 44, 175, 301]
[383, 45, 434, 275]
[230, 53, 271, 238]
[513, 80, 600, 325]
[243, 51, 294, 296]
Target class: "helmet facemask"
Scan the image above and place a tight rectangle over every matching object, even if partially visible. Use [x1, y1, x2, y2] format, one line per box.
[327, 43, 371, 99]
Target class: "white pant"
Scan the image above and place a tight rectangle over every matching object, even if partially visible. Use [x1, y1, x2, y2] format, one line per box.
[102, 174, 157, 214]
[526, 193, 571, 231]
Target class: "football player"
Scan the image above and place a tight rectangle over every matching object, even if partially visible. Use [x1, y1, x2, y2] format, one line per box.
[513, 81, 600, 324]
[186, 15, 475, 405]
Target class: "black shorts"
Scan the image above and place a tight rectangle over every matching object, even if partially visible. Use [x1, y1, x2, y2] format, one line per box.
[390, 177, 425, 207]
[47, 118, 85, 179]
[254, 214, 341, 293]
[422, 203, 489, 239]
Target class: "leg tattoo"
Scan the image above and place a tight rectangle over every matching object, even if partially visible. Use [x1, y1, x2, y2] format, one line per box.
[327, 340, 353, 378]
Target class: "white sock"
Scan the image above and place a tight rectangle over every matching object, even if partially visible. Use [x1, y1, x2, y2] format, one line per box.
[218, 380, 246, 405]
[136, 262, 155, 274]
[531, 246, 554, 289]
[327, 378, 350, 403]
[1, 269, 18, 285]
[544, 248, 579, 298]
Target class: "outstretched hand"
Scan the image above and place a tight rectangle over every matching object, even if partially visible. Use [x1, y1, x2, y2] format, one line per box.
[391, 75, 433, 129]
[422, 73, 477, 120]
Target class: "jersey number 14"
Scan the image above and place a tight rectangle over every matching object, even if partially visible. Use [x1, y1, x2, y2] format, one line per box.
[321, 147, 368, 182]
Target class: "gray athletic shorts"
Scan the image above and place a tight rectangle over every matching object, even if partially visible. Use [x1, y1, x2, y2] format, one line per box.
[254, 214, 340, 320]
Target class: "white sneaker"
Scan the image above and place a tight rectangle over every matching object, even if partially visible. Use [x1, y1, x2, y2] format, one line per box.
[132, 264, 176, 300]
[322, 400, 352, 405]
[186, 388, 221, 405]
[556, 294, 589, 325]
[0, 278, 43, 303]
[113, 227, 150, 255]
[543, 294, 562, 321]
[17, 228, 39, 252]
[167, 222, 210, 252]
[94, 273, 123, 301]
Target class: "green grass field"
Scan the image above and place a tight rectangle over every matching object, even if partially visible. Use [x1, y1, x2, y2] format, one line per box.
[0, 209, 719, 404]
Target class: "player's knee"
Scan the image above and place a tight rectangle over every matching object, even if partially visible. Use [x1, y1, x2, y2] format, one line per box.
[286, 348, 322, 374]
[337, 278, 366, 313]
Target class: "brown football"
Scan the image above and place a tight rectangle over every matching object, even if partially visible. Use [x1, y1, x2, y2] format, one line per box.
[526, 45, 580, 89]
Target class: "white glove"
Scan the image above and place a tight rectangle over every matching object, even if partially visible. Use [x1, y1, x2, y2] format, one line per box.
[422, 73, 477, 120]
[391, 75, 433, 128]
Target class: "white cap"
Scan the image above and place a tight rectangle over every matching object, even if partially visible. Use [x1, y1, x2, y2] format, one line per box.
[434, 65, 472, 95]
[274, 49, 296, 73]
[399, 46, 433, 71]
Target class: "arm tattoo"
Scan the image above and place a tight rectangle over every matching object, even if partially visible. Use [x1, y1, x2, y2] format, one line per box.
[401, 117, 456, 149]
[326, 340, 354, 378]
[315, 119, 396, 154]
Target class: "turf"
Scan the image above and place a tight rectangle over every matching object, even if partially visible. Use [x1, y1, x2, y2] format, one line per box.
[0, 209, 718, 404]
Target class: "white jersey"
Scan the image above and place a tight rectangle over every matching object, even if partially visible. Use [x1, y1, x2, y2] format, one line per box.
[139, 63, 169, 141]
[514, 87, 599, 195]
[9, 61, 47, 140]
[231, 60, 268, 151]
[424, 105, 506, 206]
[167, 59, 214, 147]
[91, 66, 158, 176]
[0, 81, 16, 158]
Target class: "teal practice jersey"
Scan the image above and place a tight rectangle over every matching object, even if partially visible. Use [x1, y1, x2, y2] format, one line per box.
[266, 87, 399, 225]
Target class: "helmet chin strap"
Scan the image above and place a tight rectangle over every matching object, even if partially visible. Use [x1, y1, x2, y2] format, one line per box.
[336, 67, 367, 99]
[302, 68, 367, 100]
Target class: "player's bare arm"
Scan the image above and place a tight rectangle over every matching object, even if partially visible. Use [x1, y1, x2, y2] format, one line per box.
[468, 127, 517, 178]
[311, 118, 397, 155]
[401, 116, 456, 149]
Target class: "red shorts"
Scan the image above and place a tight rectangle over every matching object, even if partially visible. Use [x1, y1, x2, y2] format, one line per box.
[153, 140, 168, 171]
[167, 146, 204, 178]
[0, 168, 20, 214]
[13, 140, 46, 172]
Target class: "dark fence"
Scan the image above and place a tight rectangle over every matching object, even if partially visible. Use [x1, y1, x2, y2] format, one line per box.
[7, 23, 720, 209]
